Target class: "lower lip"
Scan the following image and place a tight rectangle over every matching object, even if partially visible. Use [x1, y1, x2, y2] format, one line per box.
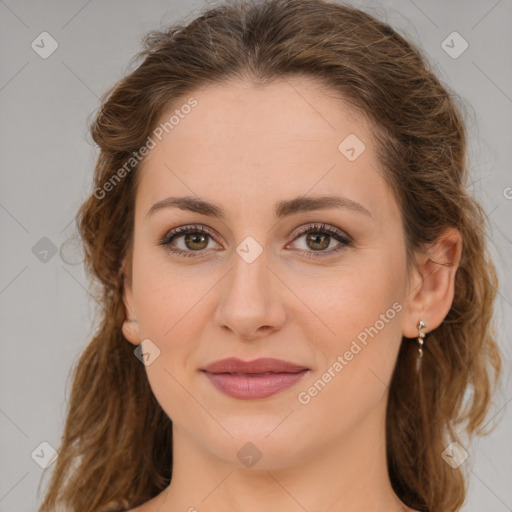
[203, 370, 309, 400]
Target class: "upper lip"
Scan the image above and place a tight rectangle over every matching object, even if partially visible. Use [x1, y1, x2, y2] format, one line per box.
[201, 357, 308, 374]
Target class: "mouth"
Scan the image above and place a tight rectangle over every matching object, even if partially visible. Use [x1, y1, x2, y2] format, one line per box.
[201, 357, 309, 400]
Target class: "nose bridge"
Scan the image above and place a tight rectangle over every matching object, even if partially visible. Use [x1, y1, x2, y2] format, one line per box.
[214, 245, 286, 338]
[230, 249, 269, 302]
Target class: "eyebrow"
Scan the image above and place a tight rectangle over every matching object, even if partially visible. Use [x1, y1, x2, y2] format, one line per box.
[146, 194, 372, 220]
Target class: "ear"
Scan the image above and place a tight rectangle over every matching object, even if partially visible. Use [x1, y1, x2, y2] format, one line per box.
[121, 253, 141, 346]
[401, 227, 462, 338]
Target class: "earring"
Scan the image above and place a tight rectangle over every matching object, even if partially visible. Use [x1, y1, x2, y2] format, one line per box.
[416, 319, 427, 358]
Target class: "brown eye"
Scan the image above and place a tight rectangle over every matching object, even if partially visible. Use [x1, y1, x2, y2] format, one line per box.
[159, 224, 221, 257]
[184, 232, 209, 250]
[288, 223, 352, 258]
[305, 232, 331, 251]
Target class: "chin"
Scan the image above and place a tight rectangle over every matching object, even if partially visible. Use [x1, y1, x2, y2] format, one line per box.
[201, 417, 313, 470]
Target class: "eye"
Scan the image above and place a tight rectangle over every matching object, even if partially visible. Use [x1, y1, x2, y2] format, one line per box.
[286, 223, 352, 258]
[158, 222, 352, 259]
[158, 224, 221, 257]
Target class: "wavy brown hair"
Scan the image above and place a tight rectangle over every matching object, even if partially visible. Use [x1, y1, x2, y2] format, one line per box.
[38, 0, 502, 511]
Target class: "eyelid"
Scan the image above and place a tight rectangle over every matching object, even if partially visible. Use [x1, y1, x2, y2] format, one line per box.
[289, 222, 352, 243]
[159, 224, 221, 245]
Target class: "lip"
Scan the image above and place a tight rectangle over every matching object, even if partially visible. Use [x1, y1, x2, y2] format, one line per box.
[201, 357, 309, 400]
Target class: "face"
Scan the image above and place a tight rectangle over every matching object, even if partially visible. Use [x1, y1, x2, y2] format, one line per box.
[123, 76, 413, 469]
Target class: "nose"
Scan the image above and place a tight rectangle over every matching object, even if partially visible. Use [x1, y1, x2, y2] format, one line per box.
[213, 250, 287, 341]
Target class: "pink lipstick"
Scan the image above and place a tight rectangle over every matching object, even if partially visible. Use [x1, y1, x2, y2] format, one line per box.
[201, 357, 309, 400]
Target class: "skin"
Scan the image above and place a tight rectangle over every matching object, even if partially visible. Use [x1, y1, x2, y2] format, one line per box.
[122, 76, 462, 512]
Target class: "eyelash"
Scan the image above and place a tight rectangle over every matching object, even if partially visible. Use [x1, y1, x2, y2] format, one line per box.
[158, 222, 352, 259]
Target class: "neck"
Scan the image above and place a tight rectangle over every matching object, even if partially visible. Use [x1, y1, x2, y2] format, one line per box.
[154, 397, 413, 512]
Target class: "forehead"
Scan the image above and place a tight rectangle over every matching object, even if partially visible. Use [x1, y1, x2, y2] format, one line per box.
[135, 76, 392, 220]
[163, 76, 369, 152]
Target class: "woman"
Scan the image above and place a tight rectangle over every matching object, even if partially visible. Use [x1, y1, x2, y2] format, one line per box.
[38, 0, 502, 511]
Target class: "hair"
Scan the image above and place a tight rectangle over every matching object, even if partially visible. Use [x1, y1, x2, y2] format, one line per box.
[38, 0, 502, 511]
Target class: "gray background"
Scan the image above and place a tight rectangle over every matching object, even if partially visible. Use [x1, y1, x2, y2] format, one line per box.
[1, 0, 511, 510]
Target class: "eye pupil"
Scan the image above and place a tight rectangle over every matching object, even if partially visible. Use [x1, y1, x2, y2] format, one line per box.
[306, 233, 330, 250]
[185, 233, 208, 250]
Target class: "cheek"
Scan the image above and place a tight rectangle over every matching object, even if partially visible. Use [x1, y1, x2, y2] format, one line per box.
[308, 257, 404, 341]
[130, 252, 218, 421]
[299, 253, 406, 394]
[132, 244, 214, 339]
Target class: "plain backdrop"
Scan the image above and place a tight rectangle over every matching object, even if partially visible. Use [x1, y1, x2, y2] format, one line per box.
[0, 0, 511, 510]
